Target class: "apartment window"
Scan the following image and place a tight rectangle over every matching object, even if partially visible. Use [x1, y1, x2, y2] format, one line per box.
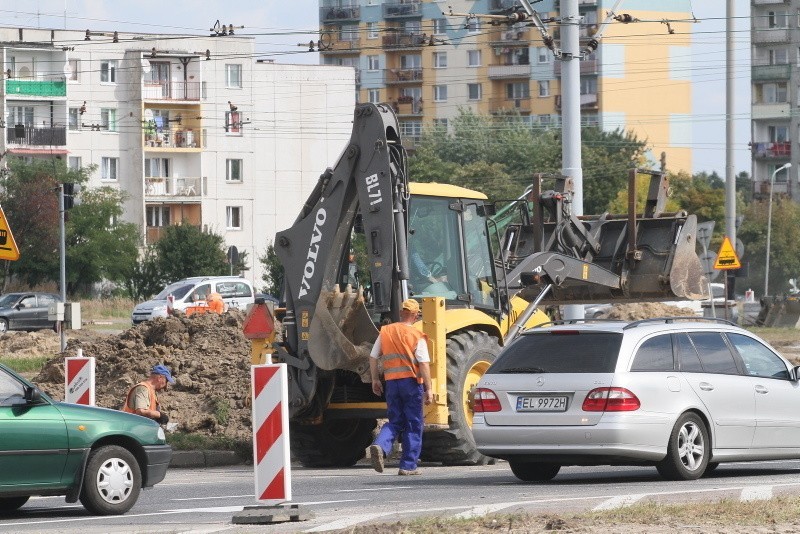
[433, 52, 447, 69]
[225, 64, 242, 88]
[433, 85, 448, 102]
[507, 82, 530, 99]
[68, 108, 79, 130]
[225, 111, 242, 134]
[768, 163, 790, 183]
[537, 47, 550, 64]
[400, 120, 422, 139]
[400, 54, 421, 69]
[226, 159, 243, 182]
[468, 83, 482, 100]
[146, 206, 170, 227]
[68, 156, 82, 171]
[7, 106, 33, 126]
[770, 48, 789, 65]
[367, 55, 380, 71]
[68, 59, 79, 81]
[145, 158, 170, 178]
[226, 206, 242, 230]
[768, 11, 789, 28]
[467, 20, 480, 33]
[432, 18, 447, 35]
[100, 108, 117, 132]
[468, 50, 481, 67]
[768, 125, 789, 143]
[367, 22, 379, 39]
[340, 27, 358, 42]
[763, 82, 788, 103]
[201, 81, 208, 99]
[101, 157, 119, 181]
[100, 60, 117, 83]
[368, 89, 380, 103]
[580, 77, 597, 95]
[433, 118, 448, 130]
[538, 80, 550, 97]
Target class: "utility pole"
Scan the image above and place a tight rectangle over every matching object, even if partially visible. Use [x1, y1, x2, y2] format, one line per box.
[724, 0, 736, 297]
[560, 0, 584, 321]
[58, 184, 67, 352]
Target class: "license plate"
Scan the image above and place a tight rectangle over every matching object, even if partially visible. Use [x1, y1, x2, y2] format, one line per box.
[516, 395, 568, 412]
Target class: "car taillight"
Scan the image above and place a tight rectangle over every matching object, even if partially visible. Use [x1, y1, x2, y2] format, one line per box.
[582, 387, 640, 412]
[473, 388, 502, 412]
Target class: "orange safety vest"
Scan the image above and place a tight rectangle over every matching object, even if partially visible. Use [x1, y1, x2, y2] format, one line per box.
[122, 381, 158, 414]
[379, 322, 427, 383]
[207, 293, 224, 314]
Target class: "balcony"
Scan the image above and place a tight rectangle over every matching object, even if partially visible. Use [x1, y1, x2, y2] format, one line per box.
[752, 63, 791, 81]
[488, 64, 531, 79]
[383, 2, 422, 19]
[554, 57, 599, 76]
[145, 177, 202, 199]
[382, 32, 426, 49]
[489, 28, 530, 46]
[146, 223, 201, 243]
[755, 180, 789, 197]
[321, 39, 361, 53]
[320, 5, 360, 22]
[5, 79, 66, 97]
[384, 68, 423, 84]
[753, 28, 790, 44]
[753, 0, 789, 4]
[143, 128, 202, 150]
[392, 97, 423, 116]
[6, 126, 66, 146]
[490, 96, 532, 114]
[555, 93, 598, 109]
[142, 81, 201, 101]
[752, 102, 790, 119]
[578, 0, 598, 5]
[751, 141, 791, 159]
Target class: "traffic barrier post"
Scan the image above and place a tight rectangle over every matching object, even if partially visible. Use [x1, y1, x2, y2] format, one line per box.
[252, 363, 291, 504]
[64, 348, 95, 405]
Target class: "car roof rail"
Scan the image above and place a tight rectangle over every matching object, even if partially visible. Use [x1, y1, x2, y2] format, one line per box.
[530, 318, 625, 329]
[623, 316, 738, 330]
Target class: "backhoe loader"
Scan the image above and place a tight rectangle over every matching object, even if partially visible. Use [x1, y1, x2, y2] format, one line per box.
[255, 103, 708, 467]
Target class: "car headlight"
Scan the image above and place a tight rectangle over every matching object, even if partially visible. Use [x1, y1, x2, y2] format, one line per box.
[157, 427, 166, 441]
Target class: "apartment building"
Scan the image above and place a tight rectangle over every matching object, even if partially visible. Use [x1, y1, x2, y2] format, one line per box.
[319, 0, 694, 172]
[750, 1, 798, 201]
[0, 27, 356, 286]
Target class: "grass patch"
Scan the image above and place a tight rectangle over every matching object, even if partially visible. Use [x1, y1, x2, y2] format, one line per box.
[78, 297, 137, 320]
[0, 356, 50, 373]
[166, 432, 251, 460]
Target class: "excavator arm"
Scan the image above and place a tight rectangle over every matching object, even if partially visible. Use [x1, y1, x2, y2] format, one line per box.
[273, 103, 409, 418]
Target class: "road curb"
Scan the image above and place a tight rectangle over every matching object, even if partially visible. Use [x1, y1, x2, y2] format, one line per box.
[170, 450, 248, 468]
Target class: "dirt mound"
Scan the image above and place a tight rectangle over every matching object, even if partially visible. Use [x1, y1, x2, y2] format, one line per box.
[599, 302, 698, 321]
[34, 312, 254, 441]
[0, 330, 62, 358]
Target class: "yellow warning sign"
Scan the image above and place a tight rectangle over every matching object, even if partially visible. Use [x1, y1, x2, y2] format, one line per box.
[713, 236, 740, 270]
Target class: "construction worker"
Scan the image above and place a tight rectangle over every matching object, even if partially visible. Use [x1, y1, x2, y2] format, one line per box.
[122, 364, 174, 424]
[368, 299, 433, 476]
[207, 292, 224, 314]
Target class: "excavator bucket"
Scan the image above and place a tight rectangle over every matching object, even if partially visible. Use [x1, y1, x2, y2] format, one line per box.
[308, 286, 379, 382]
[504, 171, 710, 305]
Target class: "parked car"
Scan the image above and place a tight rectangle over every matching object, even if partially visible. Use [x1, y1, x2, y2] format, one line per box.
[0, 292, 61, 333]
[0, 364, 171, 515]
[132, 276, 255, 324]
[472, 317, 800, 482]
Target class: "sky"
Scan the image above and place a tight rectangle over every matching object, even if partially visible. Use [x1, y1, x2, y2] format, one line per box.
[13, 0, 751, 175]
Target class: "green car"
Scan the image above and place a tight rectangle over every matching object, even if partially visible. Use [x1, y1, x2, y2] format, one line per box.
[0, 364, 172, 515]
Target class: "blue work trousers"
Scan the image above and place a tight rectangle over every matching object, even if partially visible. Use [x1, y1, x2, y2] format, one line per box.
[372, 377, 424, 471]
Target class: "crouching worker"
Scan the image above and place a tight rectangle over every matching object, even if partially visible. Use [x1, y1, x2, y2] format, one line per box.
[122, 364, 174, 425]
[368, 299, 434, 476]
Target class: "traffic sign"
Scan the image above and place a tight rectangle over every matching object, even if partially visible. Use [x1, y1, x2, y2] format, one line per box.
[713, 236, 741, 270]
[0, 205, 19, 261]
[700, 251, 721, 280]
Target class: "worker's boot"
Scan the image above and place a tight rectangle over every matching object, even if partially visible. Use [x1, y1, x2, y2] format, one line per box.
[369, 445, 384, 473]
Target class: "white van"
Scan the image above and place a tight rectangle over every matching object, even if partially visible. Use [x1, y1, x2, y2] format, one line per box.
[132, 276, 255, 324]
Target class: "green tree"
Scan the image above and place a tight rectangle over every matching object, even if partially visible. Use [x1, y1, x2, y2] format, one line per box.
[153, 224, 229, 283]
[66, 187, 140, 294]
[122, 246, 163, 301]
[259, 241, 284, 297]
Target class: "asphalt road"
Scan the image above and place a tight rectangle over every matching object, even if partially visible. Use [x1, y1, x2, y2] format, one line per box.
[6, 459, 800, 533]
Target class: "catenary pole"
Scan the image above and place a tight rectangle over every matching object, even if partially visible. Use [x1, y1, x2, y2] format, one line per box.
[724, 0, 736, 296]
[59, 184, 66, 352]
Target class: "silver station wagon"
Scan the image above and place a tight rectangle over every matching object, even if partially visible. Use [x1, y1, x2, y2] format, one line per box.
[472, 318, 800, 482]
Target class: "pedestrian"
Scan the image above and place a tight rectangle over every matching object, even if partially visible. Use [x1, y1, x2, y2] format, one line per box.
[207, 292, 225, 314]
[368, 299, 434, 475]
[121, 364, 174, 425]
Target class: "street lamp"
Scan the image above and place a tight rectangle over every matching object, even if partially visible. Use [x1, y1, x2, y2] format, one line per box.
[765, 162, 791, 297]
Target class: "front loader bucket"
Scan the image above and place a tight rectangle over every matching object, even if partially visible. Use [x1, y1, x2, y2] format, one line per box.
[308, 286, 379, 382]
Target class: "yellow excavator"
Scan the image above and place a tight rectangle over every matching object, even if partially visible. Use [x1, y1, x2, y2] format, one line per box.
[249, 103, 707, 467]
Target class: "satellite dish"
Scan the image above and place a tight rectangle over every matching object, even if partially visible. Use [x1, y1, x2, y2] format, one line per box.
[141, 58, 152, 74]
[143, 109, 154, 121]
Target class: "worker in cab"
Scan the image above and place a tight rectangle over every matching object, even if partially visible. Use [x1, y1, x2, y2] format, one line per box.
[207, 292, 225, 314]
[368, 299, 433, 476]
[121, 364, 174, 425]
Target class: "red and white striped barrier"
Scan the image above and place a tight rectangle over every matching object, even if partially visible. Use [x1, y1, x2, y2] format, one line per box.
[65, 349, 95, 405]
[251, 364, 291, 504]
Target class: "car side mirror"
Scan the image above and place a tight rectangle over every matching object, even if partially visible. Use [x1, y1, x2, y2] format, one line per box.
[24, 386, 41, 403]
[793, 366, 800, 382]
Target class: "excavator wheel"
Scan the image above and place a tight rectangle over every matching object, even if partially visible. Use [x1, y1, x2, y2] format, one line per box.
[290, 418, 377, 468]
[420, 330, 501, 466]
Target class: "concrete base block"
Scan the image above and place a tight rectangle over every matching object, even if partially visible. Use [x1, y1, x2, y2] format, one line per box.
[231, 504, 313, 524]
